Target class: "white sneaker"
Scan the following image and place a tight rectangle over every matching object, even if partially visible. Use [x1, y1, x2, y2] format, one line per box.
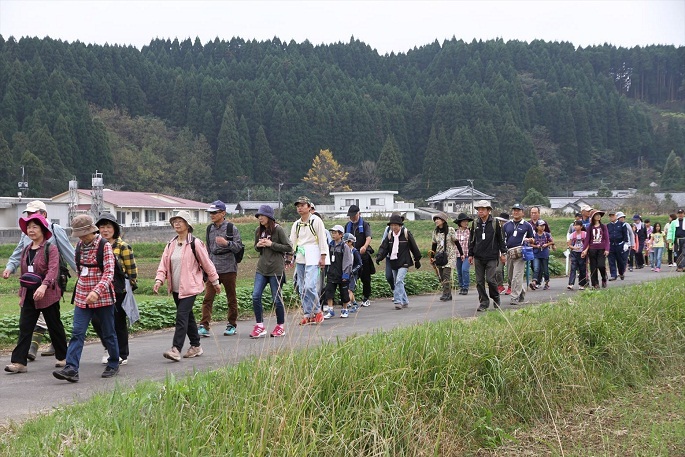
[361, 299, 371, 307]
[323, 308, 335, 319]
[340, 309, 349, 318]
[119, 358, 128, 365]
[101, 350, 108, 365]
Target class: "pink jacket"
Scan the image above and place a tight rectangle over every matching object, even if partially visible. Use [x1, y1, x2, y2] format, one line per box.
[19, 242, 63, 309]
[155, 234, 219, 299]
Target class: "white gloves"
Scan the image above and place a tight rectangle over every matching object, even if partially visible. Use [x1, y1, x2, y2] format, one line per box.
[623, 244, 630, 252]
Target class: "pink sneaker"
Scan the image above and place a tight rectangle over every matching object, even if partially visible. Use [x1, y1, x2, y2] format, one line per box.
[249, 324, 267, 338]
[270, 325, 286, 337]
[655, 268, 660, 272]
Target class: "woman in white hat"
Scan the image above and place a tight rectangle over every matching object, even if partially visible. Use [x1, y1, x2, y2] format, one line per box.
[153, 211, 220, 361]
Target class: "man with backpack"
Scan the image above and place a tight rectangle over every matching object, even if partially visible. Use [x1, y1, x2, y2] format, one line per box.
[3, 200, 76, 360]
[345, 205, 375, 307]
[198, 200, 244, 337]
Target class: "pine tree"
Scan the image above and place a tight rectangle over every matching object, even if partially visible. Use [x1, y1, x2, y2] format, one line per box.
[253, 125, 275, 186]
[523, 165, 549, 196]
[0, 134, 15, 195]
[302, 149, 351, 200]
[660, 150, 683, 190]
[215, 101, 244, 181]
[377, 133, 405, 190]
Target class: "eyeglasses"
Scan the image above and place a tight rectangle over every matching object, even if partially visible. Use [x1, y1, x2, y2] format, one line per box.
[209, 211, 221, 215]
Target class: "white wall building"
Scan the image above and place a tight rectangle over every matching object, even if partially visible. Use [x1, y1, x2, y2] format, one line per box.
[315, 191, 416, 220]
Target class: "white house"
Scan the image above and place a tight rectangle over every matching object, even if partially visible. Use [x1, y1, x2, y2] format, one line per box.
[51, 189, 212, 227]
[315, 191, 416, 220]
[0, 197, 70, 229]
[426, 186, 494, 214]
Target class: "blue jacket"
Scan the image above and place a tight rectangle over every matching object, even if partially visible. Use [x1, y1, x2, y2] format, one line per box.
[502, 220, 534, 250]
[607, 221, 629, 244]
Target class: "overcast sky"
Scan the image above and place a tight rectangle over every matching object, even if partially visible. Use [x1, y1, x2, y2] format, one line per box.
[1, 1, 683, 54]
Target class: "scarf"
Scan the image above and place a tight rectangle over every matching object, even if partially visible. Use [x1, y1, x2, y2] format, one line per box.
[390, 229, 400, 260]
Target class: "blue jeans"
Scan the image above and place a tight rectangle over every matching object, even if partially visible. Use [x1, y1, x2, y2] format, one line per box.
[252, 273, 285, 325]
[568, 251, 587, 287]
[533, 257, 549, 283]
[456, 257, 470, 289]
[66, 305, 118, 371]
[296, 263, 322, 316]
[650, 247, 663, 269]
[391, 267, 409, 305]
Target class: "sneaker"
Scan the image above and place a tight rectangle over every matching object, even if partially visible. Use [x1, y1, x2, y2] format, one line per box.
[101, 366, 119, 378]
[620, 275, 625, 280]
[198, 325, 210, 337]
[529, 281, 537, 291]
[477, 305, 488, 312]
[101, 350, 109, 365]
[4, 363, 27, 373]
[608, 277, 617, 281]
[340, 309, 349, 318]
[299, 316, 311, 326]
[270, 325, 286, 337]
[655, 268, 660, 272]
[183, 346, 203, 358]
[163, 347, 181, 362]
[323, 308, 335, 319]
[567, 285, 573, 290]
[53, 367, 79, 382]
[497, 285, 505, 293]
[41, 344, 55, 357]
[55, 359, 66, 368]
[223, 324, 237, 336]
[579, 286, 585, 290]
[504, 287, 511, 295]
[361, 299, 371, 307]
[493, 300, 501, 309]
[348, 303, 359, 313]
[629, 267, 633, 272]
[543, 283, 549, 290]
[249, 324, 267, 338]
[312, 312, 325, 324]
[402, 303, 409, 308]
[119, 358, 128, 365]
[602, 280, 607, 288]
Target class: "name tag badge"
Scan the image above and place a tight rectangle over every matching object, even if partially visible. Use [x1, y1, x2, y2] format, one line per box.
[513, 230, 518, 237]
[331, 255, 335, 263]
[482, 231, 485, 240]
[80, 267, 89, 277]
[28, 265, 34, 273]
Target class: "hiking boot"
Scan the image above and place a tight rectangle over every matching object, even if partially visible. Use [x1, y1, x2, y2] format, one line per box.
[198, 325, 210, 338]
[4, 363, 27, 374]
[163, 347, 181, 362]
[27, 343, 38, 361]
[53, 367, 79, 382]
[183, 346, 203, 358]
[101, 366, 119, 378]
[443, 294, 452, 301]
[249, 324, 267, 338]
[476, 305, 488, 312]
[270, 325, 286, 337]
[41, 343, 55, 357]
[223, 324, 237, 336]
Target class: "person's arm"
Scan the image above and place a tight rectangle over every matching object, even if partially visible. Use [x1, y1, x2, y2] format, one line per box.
[360, 222, 372, 255]
[268, 226, 293, 253]
[3, 234, 28, 276]
[194, 239, 220, 285]
[51, 225, 76, 271]
[452, 228, 464, 257]
[119, 242, 138, 288]
[342, 245, 353, 280]
[90, 241, 115, 304]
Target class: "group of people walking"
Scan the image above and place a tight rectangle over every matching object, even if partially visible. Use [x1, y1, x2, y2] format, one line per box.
[4, 197, 684, 382]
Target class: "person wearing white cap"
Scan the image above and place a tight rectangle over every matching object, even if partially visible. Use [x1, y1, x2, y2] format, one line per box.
[3, 200, 76, 360]
[606, 211, 630, 281]
[468, 200, 506, 312]
[322, 225, 353, 318]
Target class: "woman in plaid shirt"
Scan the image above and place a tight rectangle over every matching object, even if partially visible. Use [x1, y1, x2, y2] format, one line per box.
[453, 213, 473, 296]
[53, 215, 119, 383]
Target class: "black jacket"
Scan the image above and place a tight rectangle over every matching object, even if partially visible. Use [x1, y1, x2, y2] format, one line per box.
[376, 227, 422, 269]
[468, 215, 506, 261]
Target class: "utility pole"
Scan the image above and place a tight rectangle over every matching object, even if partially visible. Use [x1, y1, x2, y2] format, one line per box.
[277, 182, 284, 218]
[467, 179, 474, 216]
[17, 166, 29, 198]
[91, 171, 104, 219]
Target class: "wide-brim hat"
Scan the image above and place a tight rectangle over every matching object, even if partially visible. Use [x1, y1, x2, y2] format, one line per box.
[96, 213, 121, 239]
[169, 210, 194, 232]
[71, 214, 98, 237]
[432, 212, 449, 223]
[23, 200, 47, 214]
[615, 211, 626, 219]
[19, 213, 52, 240]
[454, 212, 474, 223]
[473, 200, 492, 210]
[255, 204, 275, 221]
[387, 214, 404, 226]
[590, 209, 605, 220]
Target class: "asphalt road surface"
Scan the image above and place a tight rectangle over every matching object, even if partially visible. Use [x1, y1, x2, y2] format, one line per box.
[1, 266, 681, 425]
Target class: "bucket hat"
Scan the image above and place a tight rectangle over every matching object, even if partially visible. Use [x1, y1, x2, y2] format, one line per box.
[473, 200, 492, 210]
[255, 204, 276, 221]
[169, 210, 194, 232]
[19, 213, 52, 240]
[432, 212, 449, 223]
[71, 214, 98, 237]
[454, 212, 474, 224]
[387, 214, 404, 226]
[95, 213, 121, 239]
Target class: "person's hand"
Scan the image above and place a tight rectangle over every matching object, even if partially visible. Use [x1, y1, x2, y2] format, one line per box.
[130, 282, 138, 292]
[581, 251, 587, 259]
[318, 255, 326, 268]
[33, 284, 47, 300]
[429, 256, 435, 264]
[375, 256, 381, 265]
[623, 244, 630, 252]
[153, 280, 161, 294]
[360, 246, 367, 255]
[468, 256, 474, 265]
[86, 291, 99, 304]
[215, 236, 229, 247]
[213, 283, 221, 293]
[2, 269, 11, 279]
[500, 254, 506, 264]
[604, 250, 609, 257]
[414, 260, 421, 269]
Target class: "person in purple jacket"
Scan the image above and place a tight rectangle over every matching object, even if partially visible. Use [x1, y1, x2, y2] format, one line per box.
[582, 209, 610, 289]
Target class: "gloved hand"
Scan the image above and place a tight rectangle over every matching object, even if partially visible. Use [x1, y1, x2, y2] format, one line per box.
[376, 256, 382, 265]
[414, 260, 421, 269]
[130, 283, 138, 292]
[623, 244, 630, 252]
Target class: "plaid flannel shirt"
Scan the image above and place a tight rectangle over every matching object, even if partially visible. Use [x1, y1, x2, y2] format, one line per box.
[111, 237, 137, 288]
[74, 235, 115, 309]
[455, 228, 470, 257]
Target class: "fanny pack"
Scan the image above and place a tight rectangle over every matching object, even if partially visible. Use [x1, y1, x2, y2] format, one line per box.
[20, 272, 44, 290]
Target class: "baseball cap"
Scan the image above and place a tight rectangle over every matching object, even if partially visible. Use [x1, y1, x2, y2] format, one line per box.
[23, 200, 47, 213]
[342, 233, 356, 243]
[329, 224, 345, 233]
[511, 203, 524, 210]
[293, 196, 312, 206]
[574, 212, 582, 217]
[347, 204, 360, 217]
[678, 209, 684, 214]
[206, 200, 226, 212]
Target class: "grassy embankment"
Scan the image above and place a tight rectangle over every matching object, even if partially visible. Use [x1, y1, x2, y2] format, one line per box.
[0, 276, 683, 455]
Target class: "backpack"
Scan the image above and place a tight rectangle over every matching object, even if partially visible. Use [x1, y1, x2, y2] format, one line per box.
[76, 238, 126, 293]
[32, 242, 71, 297]
[206, 221, 244, 263]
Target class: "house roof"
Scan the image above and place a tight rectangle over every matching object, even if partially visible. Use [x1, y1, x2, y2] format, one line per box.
[53, 189, 209, 209]
[655, 192, 685, 207]
[426, 186, 494, 202]
[572, 197, 628, 211]
[236, 201, 282, 211]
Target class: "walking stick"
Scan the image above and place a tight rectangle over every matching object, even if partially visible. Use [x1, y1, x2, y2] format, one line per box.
[428, 250, 441, 280]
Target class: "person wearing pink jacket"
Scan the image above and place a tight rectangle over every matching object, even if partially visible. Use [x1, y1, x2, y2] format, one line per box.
[154, 211, 220, 362]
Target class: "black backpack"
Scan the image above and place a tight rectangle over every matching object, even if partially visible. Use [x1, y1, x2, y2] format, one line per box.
[206, 221, 244, 263]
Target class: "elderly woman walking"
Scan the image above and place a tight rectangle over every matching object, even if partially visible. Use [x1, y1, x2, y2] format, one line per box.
[430, 212, 463, 301]
[153, 211, 220, 361]
[5, 213, 67, 374]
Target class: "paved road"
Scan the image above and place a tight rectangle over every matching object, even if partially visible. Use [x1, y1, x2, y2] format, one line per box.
[1, 267, 681, 424]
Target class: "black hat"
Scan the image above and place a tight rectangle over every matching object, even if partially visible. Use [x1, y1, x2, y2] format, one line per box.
[347, 204, 360, 217]
[511, 203, 524, 210]
[387, 214, 404, 226]
[454, 212, 473, 224]
[96, 213, 121, 239]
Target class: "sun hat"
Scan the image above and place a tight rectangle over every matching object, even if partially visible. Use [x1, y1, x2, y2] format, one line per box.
[95, 213, 121, 239]
[23, 200, 47, 213]
[329, 224, 345, 233]
[615, 211, 626, 219]
[255, 204, 276, 221]
[473, 200, 492, 210]
[454, 212, 474, 224]
[71, 214, 98, 237]
[206, 200, 226, 212]
[432, 212, 449, 223]
[580, 204, 593, 212]
[387, 214, 404, 226]
[590, 209, 605, 220]
[19, 213, 52, 240]
[169, 210, 194, 232]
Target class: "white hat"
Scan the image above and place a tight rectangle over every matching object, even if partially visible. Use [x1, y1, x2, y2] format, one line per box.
[329, 224, 345, 233]
[615, 211, 626, 219]
[24, 200, 47, 213]
[169, 210, 194, 232]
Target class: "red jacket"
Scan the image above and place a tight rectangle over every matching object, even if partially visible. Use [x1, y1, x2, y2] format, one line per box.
[19, 242, 62, 309]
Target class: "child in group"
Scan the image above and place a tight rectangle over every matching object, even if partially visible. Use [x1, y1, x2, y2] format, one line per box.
[567, 221, 587, 290]
[323, 225, 353, 319]
[644, 219, 653, 267]
[342, 233, 363, 312]
[649, 222, 664, 272]
[531, 220, 554, 290]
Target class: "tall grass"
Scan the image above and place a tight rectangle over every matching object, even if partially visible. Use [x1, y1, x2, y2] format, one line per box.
[2, 277, 683, 456]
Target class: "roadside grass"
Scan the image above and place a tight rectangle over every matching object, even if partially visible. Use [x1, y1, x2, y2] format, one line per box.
[1, 276, 683, 456]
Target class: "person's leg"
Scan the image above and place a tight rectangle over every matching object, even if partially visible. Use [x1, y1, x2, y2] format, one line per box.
[394, 267, 409, 305]
[199, 280, 216, 330]
[304, 265, 322, 315]
[439, 267, 452, 299]
[636, 241, 645, 267]
[578, 254, 588, 287]
[616, 245, 626, 277]
[655, 247, 663, 269]
[222, 272, 238, 328]
[385, 260, 394, 291]
[252, 272, 269, 324]
[461, 258, 471, 291]
[360, 254, 372, 302]
[296, 263, 310, 317]
[532, 258, 541, 286]
[65, 306, 94, 372]
[495, 260, 504, 288]
[91, 312, 105, 348]
[569, 253, 577, 286]
[607, 246, 618, 279]
[42, 302, 68, 362]
[10, 298, 40, 366]
[269, 275, 286, 325]
[667, 243, 673, 265]
[588, 250, 599, 287]
[542, 258, 549, 284]
[473, 258, 489, 308]
[94, 305, 119, 369]
[510, 257, 525, 300]
[484, 259, 499, 305]
[185, 295, 201, 348]
[112, 293, 129, 360]
[171, 293, 192, 351]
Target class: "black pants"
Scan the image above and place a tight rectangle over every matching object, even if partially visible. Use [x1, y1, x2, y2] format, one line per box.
[588, 249, 607, 287]
[359, 252, 373, 300]
[92, 292, 129, 360]
[12, 297, 67, 365]
[172, 293, 200, 351]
